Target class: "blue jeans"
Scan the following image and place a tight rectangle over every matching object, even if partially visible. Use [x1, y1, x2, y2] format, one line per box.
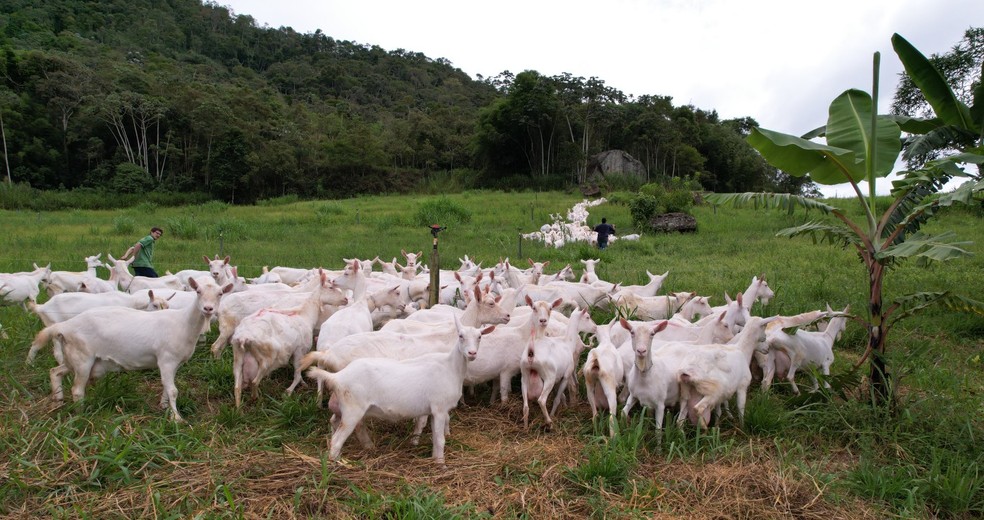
[133, 266, 159, 278]
[598, 240, 608, 250]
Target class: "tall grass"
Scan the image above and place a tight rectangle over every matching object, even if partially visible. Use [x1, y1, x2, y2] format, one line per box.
[0, 191, 981, 518]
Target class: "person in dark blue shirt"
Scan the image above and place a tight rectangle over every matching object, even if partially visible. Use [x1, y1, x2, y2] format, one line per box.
[594, 218, 616, 249]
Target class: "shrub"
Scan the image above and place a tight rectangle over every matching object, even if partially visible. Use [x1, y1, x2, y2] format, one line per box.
[315, 202, 344, 224]
[414, 196, 472, 227]
[629, 195, 663, 228]
[164, 216, 203, 239]
[112, 215, 136, 235]
[111, 163, 155, 194]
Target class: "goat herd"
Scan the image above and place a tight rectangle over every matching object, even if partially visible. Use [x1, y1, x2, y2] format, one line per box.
[0, 248, 849, 465]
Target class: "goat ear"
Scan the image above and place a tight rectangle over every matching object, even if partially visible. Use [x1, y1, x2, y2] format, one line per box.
[619, 317, 631, 330]
[148, 289, 155, 300]
[401, 249, 408, 257]
[202, 255, 210, 264]
[528, 258, 534, 266]
[524, 295, 534, 307]
[223, 256, 230, 265]
[481, 325, 496, 335]
[473, 285, 482, 302]
[653, 320, 669, 333]
[551, 298, 563, 309]
[416, 251, 422, 258]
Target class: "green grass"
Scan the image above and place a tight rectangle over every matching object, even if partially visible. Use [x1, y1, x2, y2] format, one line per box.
[0, 191, 982, 518]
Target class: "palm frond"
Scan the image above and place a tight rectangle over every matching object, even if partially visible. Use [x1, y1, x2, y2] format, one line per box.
[878, 231, 973, 265]
[704, 192, 837, 216]
[901, 126, 978, 162]
[882, 157, 984, 246]
[776, 221, 861, 248]
[887, 291, 984, 329]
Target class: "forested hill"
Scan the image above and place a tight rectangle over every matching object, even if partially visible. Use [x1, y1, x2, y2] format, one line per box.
[0, 0, 806, 202]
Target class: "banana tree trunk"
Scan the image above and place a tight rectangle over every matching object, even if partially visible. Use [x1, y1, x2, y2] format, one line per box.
[868, 261, 891, 404]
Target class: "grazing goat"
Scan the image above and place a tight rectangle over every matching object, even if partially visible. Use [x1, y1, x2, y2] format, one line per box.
[763, 305, 849, 393]
[26, 277, 233, 422]
[583, 323, 624, 437]
[676, 315, 777, 428]
[305, 316, 495, 464]
[229, 270, 337, 407]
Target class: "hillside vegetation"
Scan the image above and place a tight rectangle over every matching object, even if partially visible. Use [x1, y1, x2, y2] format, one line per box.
[0, 0, 801, 202]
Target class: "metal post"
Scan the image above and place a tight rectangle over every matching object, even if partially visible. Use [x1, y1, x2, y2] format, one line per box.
[428, 225, 445, 308]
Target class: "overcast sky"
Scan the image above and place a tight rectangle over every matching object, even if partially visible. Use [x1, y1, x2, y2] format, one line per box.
[218, 0, 982, 197]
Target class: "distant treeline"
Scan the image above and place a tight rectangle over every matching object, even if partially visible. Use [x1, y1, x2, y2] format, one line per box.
[0, 0, 812, 202]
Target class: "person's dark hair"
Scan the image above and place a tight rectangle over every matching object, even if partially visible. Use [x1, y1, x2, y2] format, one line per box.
[601, 218, 607, 224]
[151, 226, 163, 235]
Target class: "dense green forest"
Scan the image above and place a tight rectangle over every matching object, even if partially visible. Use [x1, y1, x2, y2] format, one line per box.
[0, 0, 808, 202]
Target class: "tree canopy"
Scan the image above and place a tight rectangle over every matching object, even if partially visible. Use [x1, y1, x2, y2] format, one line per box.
[0, 0, 802, 201]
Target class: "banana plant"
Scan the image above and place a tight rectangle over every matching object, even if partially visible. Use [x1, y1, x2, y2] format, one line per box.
[706, 39, 984, 404]
[890, 33, 984, 169]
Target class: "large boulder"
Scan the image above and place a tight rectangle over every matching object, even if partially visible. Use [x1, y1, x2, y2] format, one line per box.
[649, 212, 697, 233]
[583, 150, 647, 193]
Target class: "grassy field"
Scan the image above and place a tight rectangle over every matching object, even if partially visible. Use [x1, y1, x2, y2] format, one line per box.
[1, 191, 982, 519]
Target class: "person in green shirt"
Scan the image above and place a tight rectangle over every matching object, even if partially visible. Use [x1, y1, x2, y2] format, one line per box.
[121, 226, 163, 278]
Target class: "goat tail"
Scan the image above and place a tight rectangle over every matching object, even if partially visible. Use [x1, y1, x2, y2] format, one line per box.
[299, 350, 330, 372]
[27, 325, 58, 365]
[304, 366, 336, 391]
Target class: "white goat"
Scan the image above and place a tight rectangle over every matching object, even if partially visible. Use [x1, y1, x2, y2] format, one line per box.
[0, 264, 51, 306]
[26, 277, 233, 422]
[27, 290, 169, 327]
[620, 319, 680, 430]
[579, 259, 601, 284]
[44, 254, 105, 295]
[764, 305, 850, 393]
[305, 316, 495, 464]
[229, 270, 337, 407]
[676, 315, 777, 428]
[209, 277, 347, 358]
[520, 307, 593, 430]
[582, 323, 624, 437]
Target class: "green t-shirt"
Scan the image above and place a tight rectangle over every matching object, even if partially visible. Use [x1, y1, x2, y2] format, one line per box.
[133, 234, 155, 267]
